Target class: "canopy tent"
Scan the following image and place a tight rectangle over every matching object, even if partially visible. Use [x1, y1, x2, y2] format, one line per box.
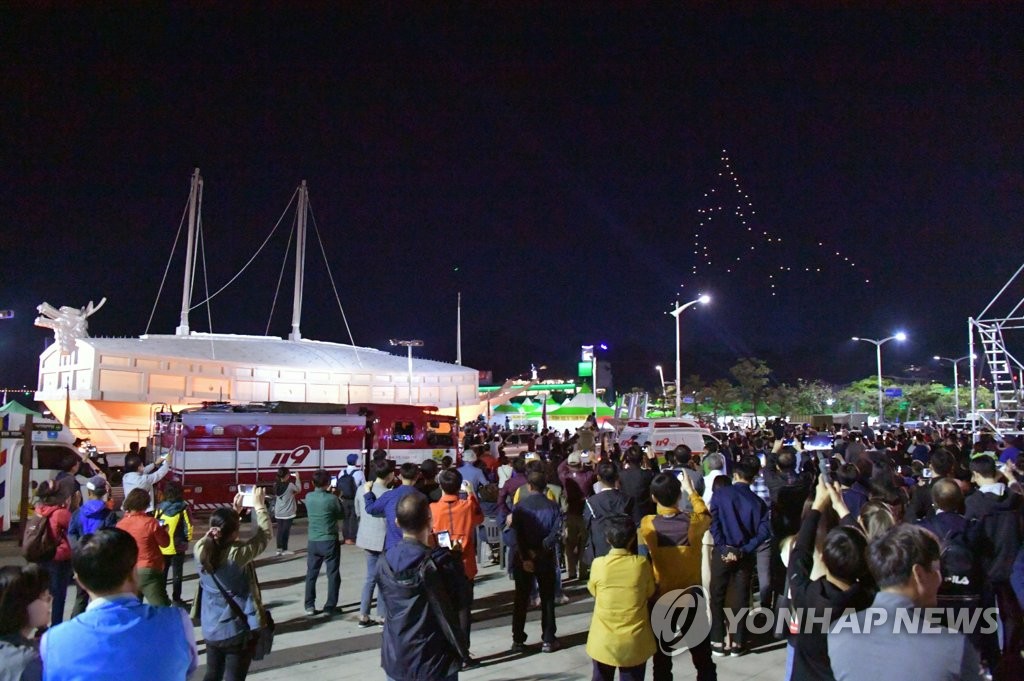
[0, 401, 42, 417]
[547, 387, 615, 431]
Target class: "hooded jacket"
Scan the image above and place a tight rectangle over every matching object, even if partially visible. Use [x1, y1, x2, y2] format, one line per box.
[68, 500, 116, 545]
[376, 538, 467, 681]
[155, 499, 193, 555]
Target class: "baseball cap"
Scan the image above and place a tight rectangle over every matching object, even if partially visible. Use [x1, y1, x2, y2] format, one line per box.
[567, 453, 582, 467]
[347, 453, 359, 465]
[86, 475, 108, 495]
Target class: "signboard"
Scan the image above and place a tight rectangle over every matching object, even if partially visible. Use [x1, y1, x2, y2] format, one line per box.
[884, 388, 903, 397]
[32, 423, 63, 432]
[578, 361, 593, 378]
[682, 396, 695, 404]
[1, 430, 22, 438]
[898, 401, 910, 409]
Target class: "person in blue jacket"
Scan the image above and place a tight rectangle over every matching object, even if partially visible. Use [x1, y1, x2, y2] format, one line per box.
[41, 528, 198, 680]
[67, 475, 118, 616]
[364, 463, 426, 550]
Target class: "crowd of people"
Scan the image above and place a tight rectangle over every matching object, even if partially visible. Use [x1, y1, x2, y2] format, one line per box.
[3, 420, 1023, 681]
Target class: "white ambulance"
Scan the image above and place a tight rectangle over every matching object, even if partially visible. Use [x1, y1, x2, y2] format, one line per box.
[616, 418, 720, 456]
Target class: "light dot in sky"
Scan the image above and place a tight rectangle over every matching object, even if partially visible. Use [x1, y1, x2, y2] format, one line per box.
[865, 279, 870, 283]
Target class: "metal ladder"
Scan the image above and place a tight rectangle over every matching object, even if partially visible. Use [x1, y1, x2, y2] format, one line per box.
[976, 321, 1024, 432]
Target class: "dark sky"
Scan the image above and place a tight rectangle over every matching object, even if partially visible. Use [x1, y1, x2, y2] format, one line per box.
[1, 4, 1022, 394]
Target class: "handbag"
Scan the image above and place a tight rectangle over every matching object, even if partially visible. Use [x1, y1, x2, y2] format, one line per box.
[207, 569, 275, 661]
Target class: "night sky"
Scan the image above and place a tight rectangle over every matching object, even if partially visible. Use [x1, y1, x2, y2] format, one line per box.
[2, 4, 1022, 394]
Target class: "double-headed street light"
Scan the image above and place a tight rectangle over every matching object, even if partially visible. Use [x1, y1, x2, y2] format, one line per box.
[933, 354, 976, 420]
[390, 339, 424, 404]
[670, 294, 710, 417]
[852, 332, 907, 425]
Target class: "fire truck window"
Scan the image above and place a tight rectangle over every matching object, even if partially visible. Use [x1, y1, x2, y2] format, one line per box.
[393, 421, 415, 443]
[36, 445, 72, 470]
[426, 420, 453, 446]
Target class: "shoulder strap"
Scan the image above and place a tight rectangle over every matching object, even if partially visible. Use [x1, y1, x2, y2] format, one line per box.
[418, 553, 471, 662]
[207, 570, 251, 631]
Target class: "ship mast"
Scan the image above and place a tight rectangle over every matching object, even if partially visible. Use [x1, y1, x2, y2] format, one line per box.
[289, 181, 309, 341]
[456, 291, 462, 365]
[175, 168, 202, 336]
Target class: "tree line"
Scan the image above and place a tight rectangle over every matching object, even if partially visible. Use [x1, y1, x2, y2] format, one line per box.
[637, 357, 993, 423]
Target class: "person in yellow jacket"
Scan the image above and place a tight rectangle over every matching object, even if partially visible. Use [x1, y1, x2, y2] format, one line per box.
[586, 515, 657, 681]
[155, 480, 194, 608]
[638, 471, 715, 681]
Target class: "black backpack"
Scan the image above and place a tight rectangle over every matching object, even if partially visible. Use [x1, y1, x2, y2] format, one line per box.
[937, 526, 982, 601]
[23, 513, 58, 563]
[336, 470, 357, 499]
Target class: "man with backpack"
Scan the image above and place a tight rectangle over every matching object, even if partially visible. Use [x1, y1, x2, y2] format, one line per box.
[918, 479, 982, 622]
[155, 480, 194, 608]
[337, 454, 364, 545]
[377, 493, 469, 680]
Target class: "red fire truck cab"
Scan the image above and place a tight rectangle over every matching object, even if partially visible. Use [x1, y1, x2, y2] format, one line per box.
[155, 401, 458, 510]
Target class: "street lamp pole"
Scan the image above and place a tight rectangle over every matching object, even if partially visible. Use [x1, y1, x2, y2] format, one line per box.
[933, 354, 976, 420]
[390, 339, 424, 404]
[655, 365, 665, 397]
[852, 332, 907, 425]
[671, 294, 710, 417]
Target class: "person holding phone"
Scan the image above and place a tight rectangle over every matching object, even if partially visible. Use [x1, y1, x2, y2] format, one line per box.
[431, 469, 484, 655]
[193, 488, 271, 680]
[303, 470, 344, 617]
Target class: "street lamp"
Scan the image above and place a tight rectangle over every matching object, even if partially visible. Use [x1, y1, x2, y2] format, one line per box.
[670, 294, 710, 417]
[933, 354, 976, 420]
[389, 339, 424, 404]
[852, 332, 907, 425]
[655, 365, 666, 397]
[592, 343, 608, 419]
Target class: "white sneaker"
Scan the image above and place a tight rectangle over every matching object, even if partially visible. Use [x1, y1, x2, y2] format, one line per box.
[275, 549, 283, 556]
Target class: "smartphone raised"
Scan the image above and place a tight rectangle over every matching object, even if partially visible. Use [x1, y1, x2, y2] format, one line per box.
[436, 530, 452, 549]
[238, 484, 256, 507]
[816, 452, 832, 485]
[330, 475, 338, 489]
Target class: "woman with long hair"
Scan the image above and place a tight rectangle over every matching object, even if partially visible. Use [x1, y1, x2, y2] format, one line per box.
[0, 564, 50, 679]
[272, 468, 300, 556]
[30, 480, 72, 625]
[194, 488, 271, 681]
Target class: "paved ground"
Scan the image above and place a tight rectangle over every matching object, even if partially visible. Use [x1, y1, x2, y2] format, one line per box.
[1, 520, 787, 680]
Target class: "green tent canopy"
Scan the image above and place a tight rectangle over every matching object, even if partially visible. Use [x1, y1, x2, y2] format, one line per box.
[0, 401, 42, 417]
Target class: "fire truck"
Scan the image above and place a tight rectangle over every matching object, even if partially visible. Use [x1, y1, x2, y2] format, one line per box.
[154, 402, 459, 510]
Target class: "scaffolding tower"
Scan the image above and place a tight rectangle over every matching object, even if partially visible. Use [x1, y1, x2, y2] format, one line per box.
[969, 262, 1024, 437]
